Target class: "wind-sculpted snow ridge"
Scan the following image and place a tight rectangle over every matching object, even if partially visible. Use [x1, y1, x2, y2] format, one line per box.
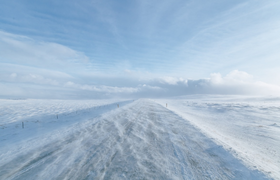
[0, 99, 268, 180]
[155, 95, 280, 180]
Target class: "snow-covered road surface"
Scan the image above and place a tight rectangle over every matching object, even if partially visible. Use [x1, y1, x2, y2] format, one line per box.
[0, 99, 268, 179]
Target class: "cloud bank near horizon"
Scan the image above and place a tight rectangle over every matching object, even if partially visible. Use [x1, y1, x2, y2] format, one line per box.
[1, 64, 280, 99]
[1, 30, 280, 99]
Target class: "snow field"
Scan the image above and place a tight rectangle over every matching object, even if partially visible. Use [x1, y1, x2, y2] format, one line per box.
[0, 99, 129, 125]
[0, 99, 269, 179]
[155, 95, 280, 179]
[0, 99, 132, 164]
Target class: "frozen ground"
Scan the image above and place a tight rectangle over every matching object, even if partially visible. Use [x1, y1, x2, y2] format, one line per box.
[0, 97, 277, 179]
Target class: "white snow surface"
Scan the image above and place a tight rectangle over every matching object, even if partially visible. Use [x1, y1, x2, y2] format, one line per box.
[0, 97, 277, 179]
[0, 99, 126, 125]
[156, 95, 280, 180]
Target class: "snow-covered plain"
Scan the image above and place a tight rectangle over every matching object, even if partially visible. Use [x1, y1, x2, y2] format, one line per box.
[0, 96, 278, 179]
[156, 95, 280, 180]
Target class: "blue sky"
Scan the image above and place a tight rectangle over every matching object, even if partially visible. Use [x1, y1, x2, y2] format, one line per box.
[1, 0, 280, 98]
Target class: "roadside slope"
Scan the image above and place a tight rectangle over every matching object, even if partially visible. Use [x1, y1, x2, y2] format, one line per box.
[155, 96, 280, 179]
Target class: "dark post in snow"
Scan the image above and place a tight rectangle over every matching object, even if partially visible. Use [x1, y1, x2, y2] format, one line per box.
[117, 104, 119, 108]
[22, 122, 24, 129]
[166, 103, 167, 107]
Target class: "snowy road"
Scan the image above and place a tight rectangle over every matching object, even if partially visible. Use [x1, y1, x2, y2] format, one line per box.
[0, 99, 268, 179]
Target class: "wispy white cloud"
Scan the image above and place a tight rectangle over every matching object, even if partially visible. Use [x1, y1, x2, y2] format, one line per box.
[1, 0, 280, 99]
[168, 1, 280, 78]
[64, 81, 138, 94]
[0, 63, 73, 86]
[0, 31, 89, 70]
